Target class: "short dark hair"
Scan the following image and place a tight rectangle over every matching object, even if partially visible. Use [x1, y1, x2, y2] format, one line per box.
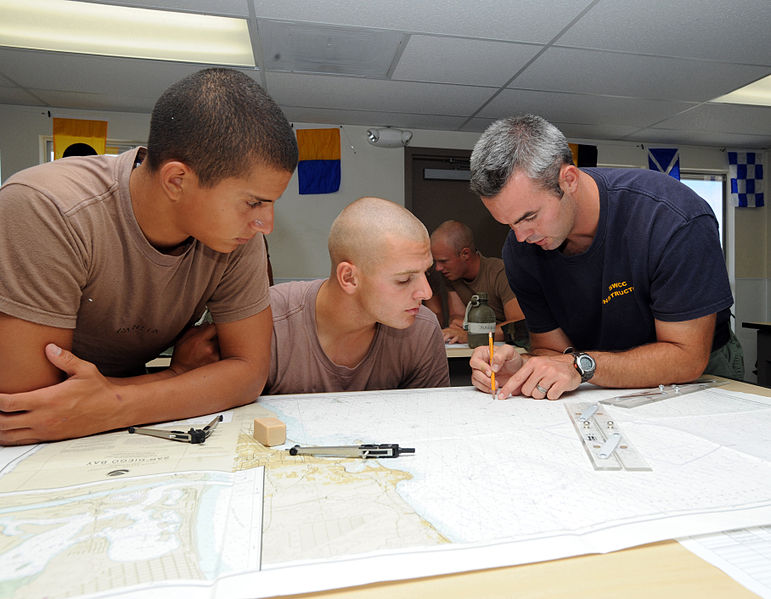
[470, 114, 573, 198]
[146, 68, 298, 187]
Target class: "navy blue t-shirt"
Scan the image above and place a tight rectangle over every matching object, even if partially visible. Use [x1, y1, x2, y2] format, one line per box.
[502, 168, 733, 352]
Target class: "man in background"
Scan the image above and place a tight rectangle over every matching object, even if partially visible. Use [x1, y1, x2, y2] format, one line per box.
[429, 219, 526, 345]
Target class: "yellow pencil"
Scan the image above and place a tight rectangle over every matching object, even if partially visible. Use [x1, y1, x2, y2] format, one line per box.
[489, 331, 496, 399]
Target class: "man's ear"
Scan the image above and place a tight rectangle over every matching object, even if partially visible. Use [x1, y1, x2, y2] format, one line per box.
[559, 163, 580, 195]
[459, 247, 472, 261]
[159, 161, 192, 201]
[336, 261, 359, 295]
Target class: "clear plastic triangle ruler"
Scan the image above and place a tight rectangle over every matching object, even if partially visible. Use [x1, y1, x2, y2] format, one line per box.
[566, 402, 652, 471]
[599, 378, 727, 409]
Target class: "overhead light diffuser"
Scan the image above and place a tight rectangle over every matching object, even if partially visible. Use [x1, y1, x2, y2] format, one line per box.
[0, 0, 255, 67]
[712, 74, 771, 107]
[260, 20, 405, 77]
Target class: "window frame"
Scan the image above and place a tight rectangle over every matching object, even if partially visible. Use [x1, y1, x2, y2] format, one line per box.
[680, 171, 727, 253]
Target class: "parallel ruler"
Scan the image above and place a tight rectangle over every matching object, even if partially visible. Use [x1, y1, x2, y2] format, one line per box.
[600, 379, 727, 408]
[566, 402, 652, 471]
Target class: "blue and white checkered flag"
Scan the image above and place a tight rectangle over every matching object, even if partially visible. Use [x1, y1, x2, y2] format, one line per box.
[729, 151, 764, 208]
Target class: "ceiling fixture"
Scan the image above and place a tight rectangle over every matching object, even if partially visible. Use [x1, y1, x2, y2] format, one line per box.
[259, 20, 405, 77]
[366, 128, 413, 148]
[0, 0, 254, 67]
[711, 74, 771, 107]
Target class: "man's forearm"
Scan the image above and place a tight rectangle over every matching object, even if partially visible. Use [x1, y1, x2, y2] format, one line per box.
[108, 358, 266, 427]
[108, 368, 175, 386]
[585, 342, 709, 388]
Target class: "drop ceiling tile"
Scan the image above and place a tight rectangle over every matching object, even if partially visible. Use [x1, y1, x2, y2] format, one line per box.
[33, 89, 156, 112]
[0, 86, 45, 105]
[266, 72, 496, 115]
[393, 36, 542, 86]
[390, 114, 471, 131]
[250, 0, 594, 43]
[558, 0, 771, 64]
[281, 107, 391, 127]
[460, 117, 497, 133]
[626, 128, 771, 149]
[281, 107, 468, 130]
[551, 122, 640, 141]
[650, 102, 771, 135]
[259, 20, 405, 77]
[479, 88, 696, 128]
[0, 48, 212, 95]
[511, 47, 770, 102]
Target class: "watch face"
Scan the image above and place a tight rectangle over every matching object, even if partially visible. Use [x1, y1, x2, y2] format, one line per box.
[578, 355, 594, 370]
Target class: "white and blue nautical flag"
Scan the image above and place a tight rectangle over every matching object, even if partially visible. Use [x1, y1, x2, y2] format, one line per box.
[729, 151, 764, 208]
[647, 147, 680, 180]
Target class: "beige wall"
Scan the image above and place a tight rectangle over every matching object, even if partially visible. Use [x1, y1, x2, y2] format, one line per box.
[734, 181, 770, 279]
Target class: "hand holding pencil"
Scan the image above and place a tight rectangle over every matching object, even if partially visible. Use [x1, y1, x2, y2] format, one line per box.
[488, 331, 496, 399]
[468, 341, 525, 399]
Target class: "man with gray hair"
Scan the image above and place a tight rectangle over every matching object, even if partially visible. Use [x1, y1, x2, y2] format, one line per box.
[467, 114, 742, 400]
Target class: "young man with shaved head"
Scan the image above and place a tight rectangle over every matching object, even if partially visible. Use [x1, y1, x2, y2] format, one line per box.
[264, 196, 449, 394]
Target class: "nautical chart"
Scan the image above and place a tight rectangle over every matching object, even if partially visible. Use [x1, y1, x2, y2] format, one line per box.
[2, 385, 771, 598]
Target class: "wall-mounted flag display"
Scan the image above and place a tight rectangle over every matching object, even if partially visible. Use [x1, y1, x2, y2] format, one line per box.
[53, 118, 107, 160]
[728, 151, 764, 208]
[647, 148, 680, 180]
[296, 128, 341, 195]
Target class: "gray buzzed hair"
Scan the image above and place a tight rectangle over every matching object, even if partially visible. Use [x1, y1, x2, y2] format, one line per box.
[470, 114, 573, 198]
[328, 196, 429, 271]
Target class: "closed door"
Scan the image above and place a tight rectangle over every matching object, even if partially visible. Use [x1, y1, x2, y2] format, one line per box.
[405, 147, 510, 260]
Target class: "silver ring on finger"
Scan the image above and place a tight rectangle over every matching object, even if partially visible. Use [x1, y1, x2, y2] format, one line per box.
[536, 383, 548, 394]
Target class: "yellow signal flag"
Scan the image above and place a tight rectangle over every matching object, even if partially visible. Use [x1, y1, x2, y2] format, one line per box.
[53, 118, 108, 160]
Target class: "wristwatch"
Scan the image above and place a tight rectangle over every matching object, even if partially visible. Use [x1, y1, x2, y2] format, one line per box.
[571, 351, 596, 383]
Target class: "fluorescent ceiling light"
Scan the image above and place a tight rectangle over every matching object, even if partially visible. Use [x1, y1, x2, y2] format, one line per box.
[0, 0, 254, 67]
[712, 74, 771, 107]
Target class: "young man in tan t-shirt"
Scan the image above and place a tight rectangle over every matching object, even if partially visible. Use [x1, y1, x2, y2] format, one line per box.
[264, 197, 449, 394]
[0, 69, 297, 445]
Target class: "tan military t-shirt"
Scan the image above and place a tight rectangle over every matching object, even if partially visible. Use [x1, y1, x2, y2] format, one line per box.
[264, 279, 449, 394]
[448, 254, 516, 323]
[0, 148, 269, 376]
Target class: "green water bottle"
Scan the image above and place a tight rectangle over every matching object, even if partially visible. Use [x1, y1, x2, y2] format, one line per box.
[463, 292, 496, 348]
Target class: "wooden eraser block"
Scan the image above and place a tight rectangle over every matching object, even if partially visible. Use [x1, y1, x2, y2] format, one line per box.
[253, 417, 286, 446]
